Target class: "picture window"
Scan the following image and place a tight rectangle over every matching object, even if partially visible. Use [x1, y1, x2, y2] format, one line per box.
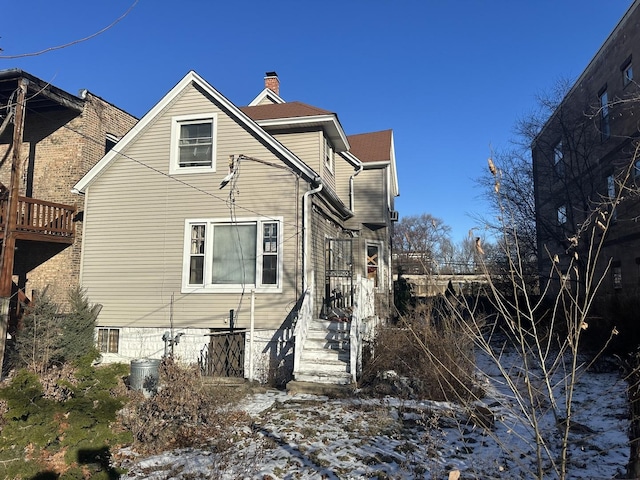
[183, 217, 282, 293]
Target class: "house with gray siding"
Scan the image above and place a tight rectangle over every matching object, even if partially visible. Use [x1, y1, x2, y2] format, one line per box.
[73, 71, 398, 385]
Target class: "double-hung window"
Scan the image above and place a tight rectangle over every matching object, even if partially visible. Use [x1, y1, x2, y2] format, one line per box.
[183, 217, 282, 293]
[170, 113, 217, 174]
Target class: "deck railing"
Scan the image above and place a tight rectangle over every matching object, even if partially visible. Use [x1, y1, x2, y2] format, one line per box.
[0, 196, 75, 238]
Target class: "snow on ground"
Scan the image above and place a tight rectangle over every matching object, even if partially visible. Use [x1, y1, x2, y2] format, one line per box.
[117, 354, 629, 479]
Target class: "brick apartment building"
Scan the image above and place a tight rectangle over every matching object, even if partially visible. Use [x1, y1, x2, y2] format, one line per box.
[533, 1, 640, 297]
[0, 69, 136, 325]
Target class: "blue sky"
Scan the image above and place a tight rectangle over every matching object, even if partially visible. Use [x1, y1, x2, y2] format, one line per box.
[1, 0, 634, 241]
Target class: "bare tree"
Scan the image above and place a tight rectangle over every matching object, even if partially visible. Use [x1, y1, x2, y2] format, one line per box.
[392, 213, 452, 275]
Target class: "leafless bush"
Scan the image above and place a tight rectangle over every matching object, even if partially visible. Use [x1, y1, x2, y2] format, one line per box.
[362, 299, 481, 402]
[118, 358, 252, 455]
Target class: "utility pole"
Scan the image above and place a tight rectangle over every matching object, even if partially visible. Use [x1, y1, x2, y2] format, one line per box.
[0, 78, 28, 377]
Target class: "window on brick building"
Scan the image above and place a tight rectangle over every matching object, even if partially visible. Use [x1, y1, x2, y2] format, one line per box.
[98, 328, 119, 353]
[612, 262, 622, 290]
[105, 133, 119, 154]
[553, 140, 564, 177]
[622, 57, 633, 87]
[557, 204, 567, 226]
[607, 174, 617, 220]
[599, 88, 610, 140]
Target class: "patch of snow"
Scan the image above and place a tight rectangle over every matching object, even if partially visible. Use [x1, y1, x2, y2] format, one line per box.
[117, 352, 629, 479]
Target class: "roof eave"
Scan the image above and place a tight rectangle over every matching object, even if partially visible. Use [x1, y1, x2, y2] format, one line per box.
[74, 70, 320, 194]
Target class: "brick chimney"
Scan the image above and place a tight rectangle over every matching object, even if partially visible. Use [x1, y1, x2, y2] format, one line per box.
[264, 71, 280, 96]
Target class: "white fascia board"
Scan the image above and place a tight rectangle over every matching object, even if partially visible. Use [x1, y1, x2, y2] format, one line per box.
[361, 160, 390, 168]
[340, 151, 363, 170]
[73, 70, 319, 193]
[389, 131, 399, 196]
[248, 87, 286, 106]
[255, 115, 351, 152]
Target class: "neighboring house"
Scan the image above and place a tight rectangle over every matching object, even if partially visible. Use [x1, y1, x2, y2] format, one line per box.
[0, 69, 136, 362]
[73, 71, 399, 385]
[533, 1, 640, 297]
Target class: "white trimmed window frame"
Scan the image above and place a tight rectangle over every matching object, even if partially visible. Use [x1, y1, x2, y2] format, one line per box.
[181, 216, 283, 294]
[323, 135, 335, 174]
[97, 327, 120, 353]
[170, 113, 218, 175]
[366, 241, 384, 290]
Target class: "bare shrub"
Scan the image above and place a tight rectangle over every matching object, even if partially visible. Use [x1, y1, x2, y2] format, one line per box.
[119, 357, 252, 454]
[361, 299, 480, 402]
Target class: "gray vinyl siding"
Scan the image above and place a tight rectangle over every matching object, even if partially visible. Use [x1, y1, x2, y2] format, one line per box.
[354, 168, 386, 222]
[80, 83, 302, 331]
[273, 130, 337, 193]
[272, 130, 320, 174]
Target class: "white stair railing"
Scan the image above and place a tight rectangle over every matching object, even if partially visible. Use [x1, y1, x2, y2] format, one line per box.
[351, 275, 375, 383]
[293, 273, 314, 378]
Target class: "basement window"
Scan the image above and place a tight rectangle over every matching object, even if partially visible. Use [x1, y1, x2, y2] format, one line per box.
[97, 328, 119, 353]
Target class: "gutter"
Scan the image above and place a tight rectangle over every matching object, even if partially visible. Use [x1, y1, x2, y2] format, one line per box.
[302, 177, 323, 294]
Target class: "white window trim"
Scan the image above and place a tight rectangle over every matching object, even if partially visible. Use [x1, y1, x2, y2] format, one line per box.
[97, 327, 120, 353]
[324, 136, 335, 174]
[366, 241, 384, 290]
[170, 113, 218, 175]
[181, 216, 283, 294]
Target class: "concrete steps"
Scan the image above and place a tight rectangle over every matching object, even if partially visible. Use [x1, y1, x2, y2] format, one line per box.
[292, 318, 353, 387]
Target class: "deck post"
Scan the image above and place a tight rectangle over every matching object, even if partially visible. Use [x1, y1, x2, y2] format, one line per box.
[0, 78, 27, 376]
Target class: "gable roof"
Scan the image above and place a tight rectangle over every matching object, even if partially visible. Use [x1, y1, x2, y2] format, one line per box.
[73, 71, 321, 194]
[247, 87, 286, 106]
[348, 129, 392, 163]
[347, 129, 399, 196]
[240, 102, 350, 153]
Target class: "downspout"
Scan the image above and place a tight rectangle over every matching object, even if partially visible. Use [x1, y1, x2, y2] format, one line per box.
[302, 177, 323, 294]
[349, 163, 363, 212]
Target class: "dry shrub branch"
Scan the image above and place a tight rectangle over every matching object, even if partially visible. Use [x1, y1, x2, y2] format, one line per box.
[362, 299, 480, 403]
[118, 357, 251, 455]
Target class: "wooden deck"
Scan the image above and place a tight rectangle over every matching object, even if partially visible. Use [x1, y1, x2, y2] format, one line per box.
[0, 196, 75, 243]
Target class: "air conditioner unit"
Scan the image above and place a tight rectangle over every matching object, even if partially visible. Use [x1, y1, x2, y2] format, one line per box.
[390, 210, 399, 222]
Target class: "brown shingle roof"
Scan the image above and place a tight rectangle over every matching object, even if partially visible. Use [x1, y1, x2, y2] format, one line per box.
[240, 101, 333, 121]
[347, 129, 392, 163]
